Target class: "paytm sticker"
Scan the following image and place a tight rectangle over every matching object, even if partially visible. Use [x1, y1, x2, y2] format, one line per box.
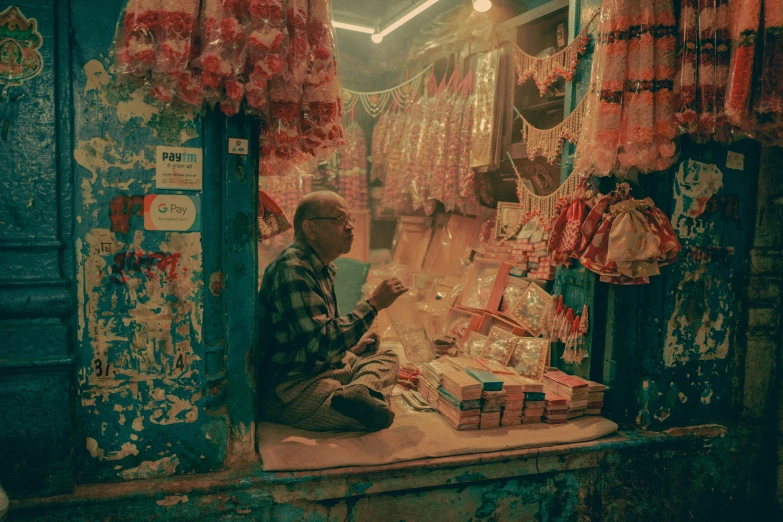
[156, 146, 203, 190]
[144, 194, 201, 232]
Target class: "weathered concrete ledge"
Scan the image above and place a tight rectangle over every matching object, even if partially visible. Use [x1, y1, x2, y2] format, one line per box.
[9, 423, 774, 521]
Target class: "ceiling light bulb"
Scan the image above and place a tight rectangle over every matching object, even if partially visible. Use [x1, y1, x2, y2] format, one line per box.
[371, 32, 383, 43]
[472, 0, 492, 12]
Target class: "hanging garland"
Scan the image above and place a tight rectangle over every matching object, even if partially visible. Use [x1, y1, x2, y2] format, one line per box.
[517, 94, 588, 164]
[342, 64, 433, 117]
[504, 150, 588, 232]
[512, 10, 599, 95]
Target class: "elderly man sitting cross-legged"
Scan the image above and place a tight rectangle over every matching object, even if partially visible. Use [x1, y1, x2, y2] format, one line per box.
[257, 191, 408, 432]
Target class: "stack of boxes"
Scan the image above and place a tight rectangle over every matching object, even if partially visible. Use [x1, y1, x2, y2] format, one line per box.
[479, 233, 555, 282]
[519, 377, 545, 424]
[543, 371, 589, 420]
[585, 380, 607, 415]
[498, 374, 524, 426]
[465, 368, 505, 430]
[543, 392, 568, 424]
[438, 371, 482, 430]
[418, 359, 454, 409]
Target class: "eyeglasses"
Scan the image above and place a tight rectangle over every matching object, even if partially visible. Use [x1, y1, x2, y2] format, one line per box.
[307, 215, 356, 227]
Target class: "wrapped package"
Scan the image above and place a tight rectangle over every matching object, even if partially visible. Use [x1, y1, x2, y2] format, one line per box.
[155, 0, 201, 74]
[286, 0, 311, 85]
[245, 0, 288, 81]
[114, 0, 161, 76]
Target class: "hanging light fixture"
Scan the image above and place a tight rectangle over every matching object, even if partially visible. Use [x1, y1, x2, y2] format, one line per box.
[472, 0, 492, 12]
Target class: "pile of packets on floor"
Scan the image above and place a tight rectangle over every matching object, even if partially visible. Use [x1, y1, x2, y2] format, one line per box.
[362, 237, 604, 431]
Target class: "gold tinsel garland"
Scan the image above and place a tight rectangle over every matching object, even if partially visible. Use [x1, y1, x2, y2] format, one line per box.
[512, 10, 599, 96]
[518, 94, 588, 164]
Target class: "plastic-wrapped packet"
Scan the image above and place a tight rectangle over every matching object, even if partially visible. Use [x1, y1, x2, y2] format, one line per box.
[245, 0, 288, 81]
[308, 0, 335, 76]
[154, 0, 200, 75]
[337, 121, 368, 210]
[462, 264, 498, 310]
[260, 79, 304, 175]
[287, 0, 311, 85]
[424, 72, 459, 215]
[386, 293, 436, 364]
[114, 0, 161, 77]
[725, 0, 762, 129]
[446, 316, 471, 340]
[618, 2, 656, 172]
[220, 78, 246, 116]
[195, 0, 246, 78]
[712, 0, 732, 143]
[246, 73, 270, 116]
[302, 67, 343, 160]
[457, 90, 478, 215]
[652, 0, 677, 171]
[480, 336, 517, 366]
[755, 1, 783, 142]
[411, 74, 441, 213]
[574, 0, 628, 177]
[443, 74, 471, 212]
[674, 0, 698, 134]
[499, 278, 530, 315]
[461, 331, 489, 358]
[370, 110, 391, 182]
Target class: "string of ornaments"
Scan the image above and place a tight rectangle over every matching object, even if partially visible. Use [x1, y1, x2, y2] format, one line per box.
[342, 65, 433, 118]
[511, 10, 599, 95]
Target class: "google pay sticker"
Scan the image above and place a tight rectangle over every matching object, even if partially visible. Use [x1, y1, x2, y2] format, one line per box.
[144, 194, 201, 232]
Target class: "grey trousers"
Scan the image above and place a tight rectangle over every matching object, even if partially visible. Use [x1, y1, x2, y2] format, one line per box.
[260, 348, 400, 431]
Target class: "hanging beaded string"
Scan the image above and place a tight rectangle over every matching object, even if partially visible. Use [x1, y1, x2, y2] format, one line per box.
[342, 64, 433, 118]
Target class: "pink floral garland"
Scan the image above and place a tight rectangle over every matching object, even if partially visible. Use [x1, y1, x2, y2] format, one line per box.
[112, 0, 344, 170]
[575, 0, 677, 177]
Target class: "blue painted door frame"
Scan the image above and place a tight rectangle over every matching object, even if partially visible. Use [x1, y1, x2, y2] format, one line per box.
[2, 0, 258, 496]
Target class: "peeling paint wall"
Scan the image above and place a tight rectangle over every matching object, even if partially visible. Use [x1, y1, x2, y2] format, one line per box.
[603, 141, 761, 430]
[71, 5, 228, 482]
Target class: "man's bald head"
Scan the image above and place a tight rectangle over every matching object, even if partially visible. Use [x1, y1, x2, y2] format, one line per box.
[293, 191, 348, 240]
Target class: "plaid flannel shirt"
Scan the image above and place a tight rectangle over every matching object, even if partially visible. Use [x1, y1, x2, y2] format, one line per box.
[258, 241, 377, 385]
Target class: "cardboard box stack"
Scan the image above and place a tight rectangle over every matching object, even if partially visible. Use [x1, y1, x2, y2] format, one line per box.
[543, 370, 589, 420]
[543, 392, 568, 424]
[519, 376, 545, 424]
[497, 374, 524, 426]
[465, 368, 505, 429]
[438, 371, 482, 430]
[584, 380, 607, 415]
[527, 238, 555, 280]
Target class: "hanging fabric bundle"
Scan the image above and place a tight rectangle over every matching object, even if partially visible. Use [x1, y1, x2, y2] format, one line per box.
[577, 183, 681, 285]
[546, 180, 598, 267]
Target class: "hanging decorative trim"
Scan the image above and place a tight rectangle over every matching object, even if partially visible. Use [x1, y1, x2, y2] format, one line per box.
[517, 94, 588, 164]
[506, 151, 588, 229]
[512, 10, 599, 95]
[342, 64, 433, 117]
